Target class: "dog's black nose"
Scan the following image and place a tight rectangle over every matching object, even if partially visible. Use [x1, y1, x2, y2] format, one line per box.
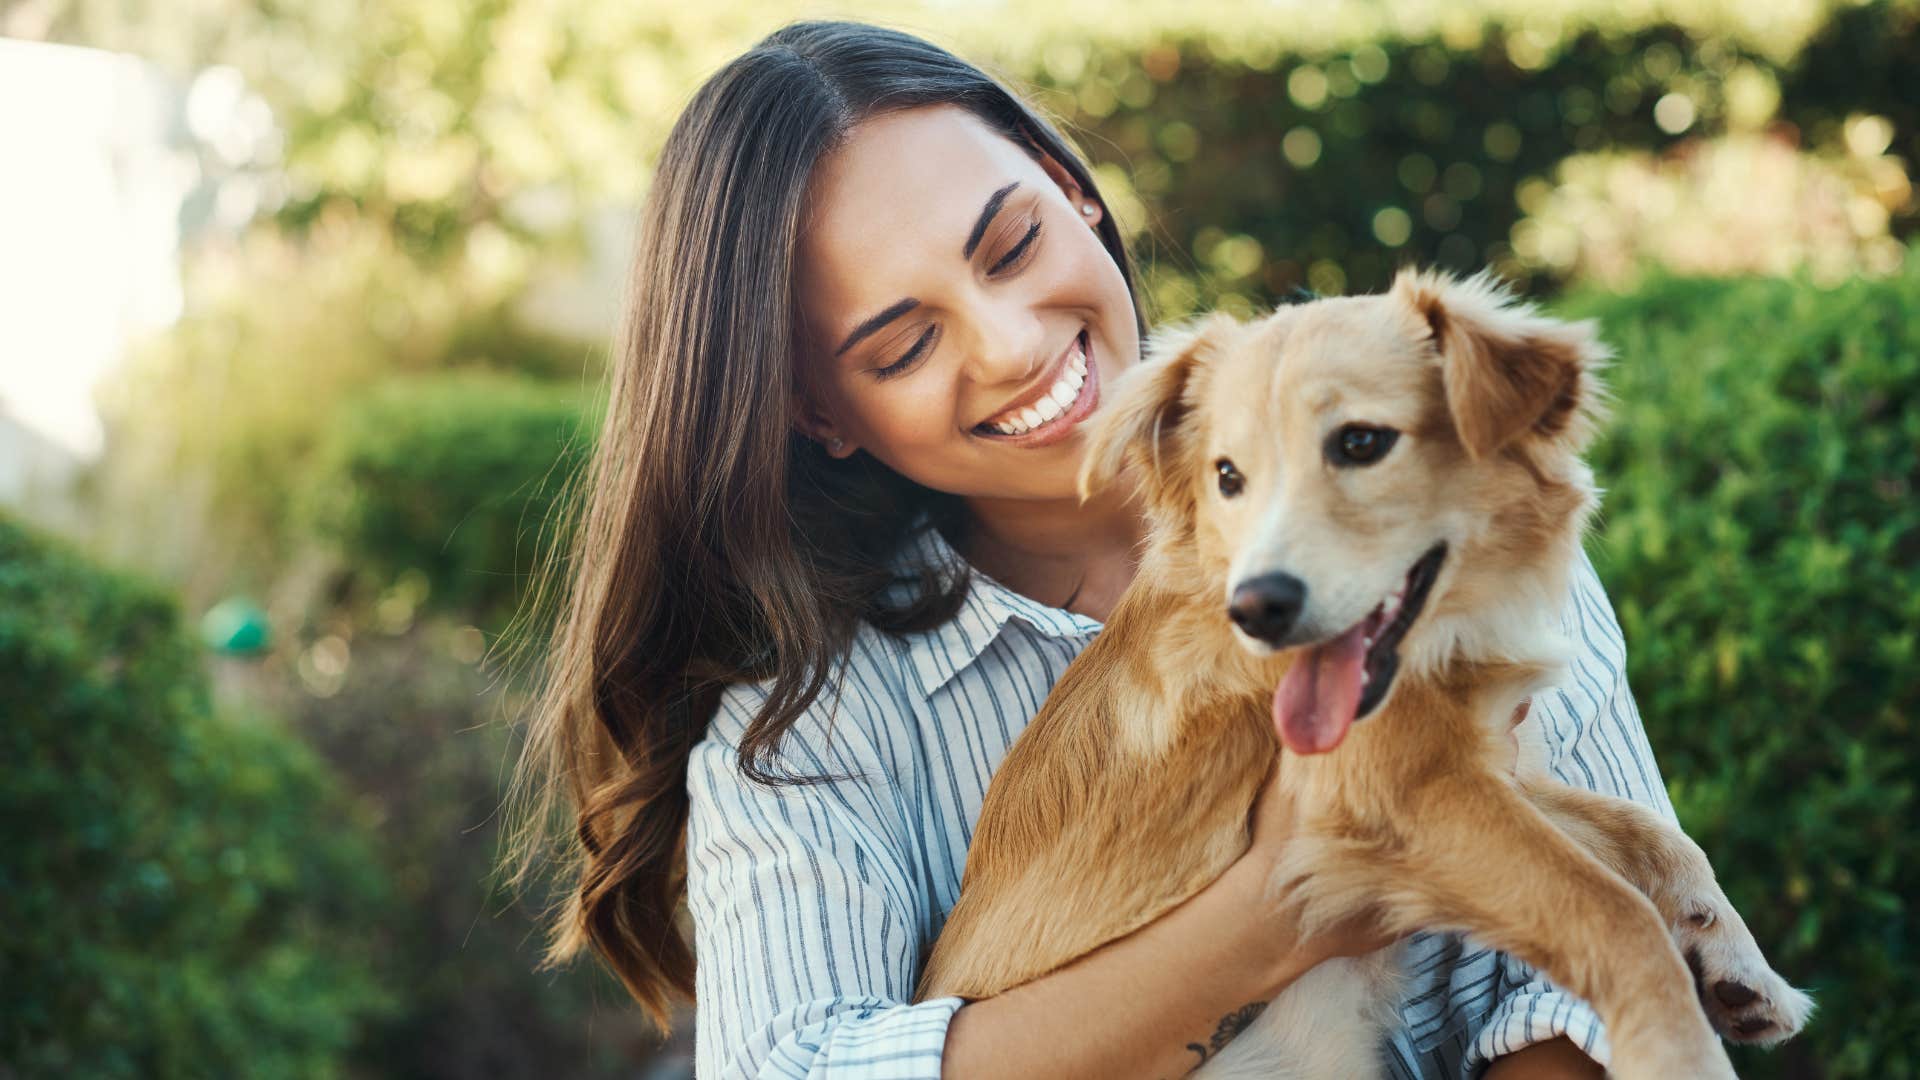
[1228, 573, 1307, 645]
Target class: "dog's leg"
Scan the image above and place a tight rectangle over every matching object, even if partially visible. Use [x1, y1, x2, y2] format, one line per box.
[1283, 777, 1735, 1080]
[1522, 780, 1814, 1045]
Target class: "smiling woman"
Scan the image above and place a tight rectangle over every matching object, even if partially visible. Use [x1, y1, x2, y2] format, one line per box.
[792, 104, 1136, 503]
[508, 19, 1658, 1080]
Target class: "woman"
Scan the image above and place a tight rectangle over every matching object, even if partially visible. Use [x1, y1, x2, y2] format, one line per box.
[511, 19, 1675, 1079]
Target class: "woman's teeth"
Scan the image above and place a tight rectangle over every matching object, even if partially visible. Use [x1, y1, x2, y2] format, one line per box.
[982, 335, 1089, 436]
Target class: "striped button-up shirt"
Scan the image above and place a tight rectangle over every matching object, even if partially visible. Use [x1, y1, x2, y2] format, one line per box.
[686, 525, 1674, 1078]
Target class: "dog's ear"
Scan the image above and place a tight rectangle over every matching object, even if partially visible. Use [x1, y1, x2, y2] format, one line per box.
[1392, 267, 1609, 460]
[1078, 312, 1238, 514]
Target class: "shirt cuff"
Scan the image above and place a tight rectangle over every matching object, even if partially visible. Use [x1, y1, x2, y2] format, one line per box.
[1465, 974, 1611, 1076]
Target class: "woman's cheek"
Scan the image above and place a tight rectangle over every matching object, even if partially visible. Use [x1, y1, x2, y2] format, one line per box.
[861, 377, 965, 468]
[1051, 221, 1137, 375]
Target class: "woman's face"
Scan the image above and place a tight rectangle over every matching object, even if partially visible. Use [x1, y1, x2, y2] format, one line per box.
[793, 104, 1141, 504]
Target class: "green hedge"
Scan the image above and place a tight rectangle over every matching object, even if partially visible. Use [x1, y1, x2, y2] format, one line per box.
[0, 515, 392, 1078]
[1561, 256, 1918, 1078]
[299, 371, 596, 624]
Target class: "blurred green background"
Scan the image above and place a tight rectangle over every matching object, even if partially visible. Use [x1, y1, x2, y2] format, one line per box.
[1, 1, 1914, 1076]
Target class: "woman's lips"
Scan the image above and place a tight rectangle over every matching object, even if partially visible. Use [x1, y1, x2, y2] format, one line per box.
[970, 331, 1101, 449]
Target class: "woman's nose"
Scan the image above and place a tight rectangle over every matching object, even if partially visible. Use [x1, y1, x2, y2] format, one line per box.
[962, 309, 1050, 388]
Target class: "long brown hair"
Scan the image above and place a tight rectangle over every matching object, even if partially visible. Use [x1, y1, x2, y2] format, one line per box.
[504, 19, 1144, 1028]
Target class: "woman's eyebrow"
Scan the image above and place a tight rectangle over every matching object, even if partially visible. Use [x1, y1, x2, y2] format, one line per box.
[834, 297, 921, 358]
[963, 181, 1020, 258]
[833, 180, 1021, 359]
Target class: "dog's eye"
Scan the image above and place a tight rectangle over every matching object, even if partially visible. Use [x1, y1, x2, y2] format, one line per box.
[1328, 425, 1399, 467]
[1215, 458, 1245, 497]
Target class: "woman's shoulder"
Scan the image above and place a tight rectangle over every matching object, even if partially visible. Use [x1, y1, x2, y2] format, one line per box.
[699, 521, 1100, 790]
[703, 618, 924, 772]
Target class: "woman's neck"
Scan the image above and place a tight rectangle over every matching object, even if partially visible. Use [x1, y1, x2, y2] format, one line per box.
[952, 486, 1147, 622]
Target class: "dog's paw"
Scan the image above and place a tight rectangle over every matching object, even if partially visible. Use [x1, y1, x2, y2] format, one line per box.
[1677, 907, 1814, 1046]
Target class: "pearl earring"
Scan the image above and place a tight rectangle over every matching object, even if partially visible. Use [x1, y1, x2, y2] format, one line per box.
[1081, 203, 1097, 218]
[830, 437, 845, 453]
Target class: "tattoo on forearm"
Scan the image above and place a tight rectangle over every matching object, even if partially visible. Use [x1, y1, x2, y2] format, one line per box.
[1185, 1001, 1268, 1070]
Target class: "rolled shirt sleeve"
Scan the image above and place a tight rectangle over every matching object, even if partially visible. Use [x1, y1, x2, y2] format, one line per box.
[1463, 548, 1675, 1075]
[687, 680, 960, 1079]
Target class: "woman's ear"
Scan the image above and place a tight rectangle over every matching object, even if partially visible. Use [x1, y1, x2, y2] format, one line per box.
[1391, 267, 1611, 460]
[1034, 150, 1103, 228]
[1078, 312, 1237, 515]
[791, 394, 857, 458]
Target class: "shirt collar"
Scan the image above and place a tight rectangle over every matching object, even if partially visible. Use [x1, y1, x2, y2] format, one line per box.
[886, 522, 1104, 700]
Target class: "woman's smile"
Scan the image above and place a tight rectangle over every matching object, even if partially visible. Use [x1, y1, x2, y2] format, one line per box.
[969, 328, 1101, 447]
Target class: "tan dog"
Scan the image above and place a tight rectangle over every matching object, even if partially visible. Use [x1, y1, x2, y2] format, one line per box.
[916, 269, 1810, 1078]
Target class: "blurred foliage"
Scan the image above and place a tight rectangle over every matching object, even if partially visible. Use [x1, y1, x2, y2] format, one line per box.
[89, 223, 597, 609]
[0, 514, 392, 1077]
[250, 623, 657, 1077]
[298, 371, 596, 626]
[1514, 124, 1911, 285]
[1029, 2, 1919, 317]
[0, 511, 656, 1076]
[26, 0, 1919, 307]
[1563, 254, 1919, 1079]
[28, 0, 1888, 259]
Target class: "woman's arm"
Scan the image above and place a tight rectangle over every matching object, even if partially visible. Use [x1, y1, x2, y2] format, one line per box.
[1483, 1037, 1605, 1079]
[942, 828, 1375, 1079]
[941, 745, 1389, 1080]
[688, 702, 961, 1079]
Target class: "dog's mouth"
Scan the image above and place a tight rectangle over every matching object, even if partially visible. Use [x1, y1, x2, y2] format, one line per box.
[1272, 542, 1448, 755]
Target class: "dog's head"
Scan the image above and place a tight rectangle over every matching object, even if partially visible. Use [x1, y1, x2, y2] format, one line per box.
[1080, 267, 1609, 754]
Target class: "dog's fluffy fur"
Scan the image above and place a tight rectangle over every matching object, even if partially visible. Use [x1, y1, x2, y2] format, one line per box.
[915, 269, 1810, 1079]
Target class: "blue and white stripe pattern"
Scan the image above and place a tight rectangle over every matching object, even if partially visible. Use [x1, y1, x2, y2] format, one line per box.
[686, 526, 1674, 1078]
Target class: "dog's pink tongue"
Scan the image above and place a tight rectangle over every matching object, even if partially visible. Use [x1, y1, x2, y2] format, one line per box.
[1273, 623, 1369, 755]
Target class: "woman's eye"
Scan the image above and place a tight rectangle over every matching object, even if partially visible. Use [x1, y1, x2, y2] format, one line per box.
[987, 218, 1042, 276]
[871, 216, 1042, 380]
[875, 326, 935, 380]
[1215, 457, 1245, 497]
[1327, 424, 1399, 466]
